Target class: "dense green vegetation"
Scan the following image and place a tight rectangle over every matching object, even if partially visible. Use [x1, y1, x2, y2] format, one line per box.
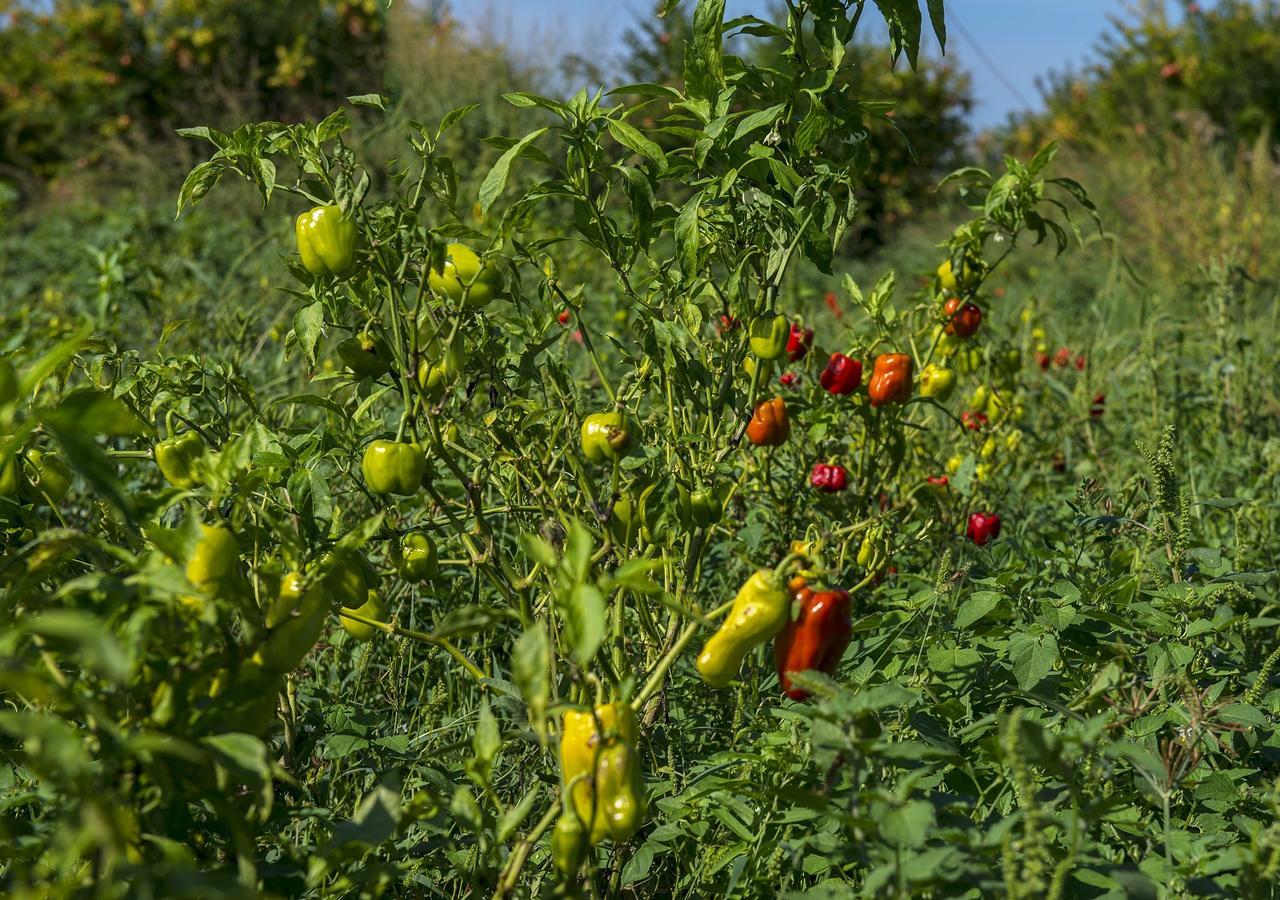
[1, 2, 1278, 898]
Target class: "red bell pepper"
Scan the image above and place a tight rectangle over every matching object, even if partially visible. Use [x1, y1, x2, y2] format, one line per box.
[943, 298, 982, 338]
[774, 580, 853, 701]
[966, 511, 1002, 545]
[810, 463, 848, 493]
[819, 353, 862, 396]
[786, 324, 814, 362]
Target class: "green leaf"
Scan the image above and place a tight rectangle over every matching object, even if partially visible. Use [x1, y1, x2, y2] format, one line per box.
[478, 127, 548, 214]
[293, 301, 324, 365]
[684, 0, 727, 100]
[1008, 632, 1059, 691]
[606, 118, 667, 170]
[675, 192, 702, 275]
[955, 591, 1001, 628]
[512, 624, 550, 744]
[562, 583, 606, 666]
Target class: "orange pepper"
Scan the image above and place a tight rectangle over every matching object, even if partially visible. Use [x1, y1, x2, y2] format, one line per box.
[746, 396, 790, 446]
[867, 354, 914, 407]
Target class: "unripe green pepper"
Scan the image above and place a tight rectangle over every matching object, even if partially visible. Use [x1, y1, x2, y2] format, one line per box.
[416, 320, 468, 399]
[361, 440, 427, 496]
[319, 547, 377, 608]
[341, 590, 387, 642]
[337, 332, 392, 378]
[187, 523, 239, 595]
[955, 347, 984, 376]
[154, 432, 205, 489]
[295, 205, 357, 277]
[428, 243, 501, 308]
[551, 808, 588, 876]
[22, 449, 72, 504]
[580, 412, 633, 464]
[560, 702, 646, 844]
[696, 569, 790, 687]
[0, 453, 21, 497]
[918, 363, 956, 400]
[677, 483, 728, 529]
[394, 532, 438, 583]
[748, 313, 789, 360]
[253, 571, 330, 674]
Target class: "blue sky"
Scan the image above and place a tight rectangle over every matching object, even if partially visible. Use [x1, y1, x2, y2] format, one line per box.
[455, 1, 1174, 128]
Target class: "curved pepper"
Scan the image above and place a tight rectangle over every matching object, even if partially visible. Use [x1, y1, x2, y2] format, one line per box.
[746, 396, 790, 446]
[560, 702, 647, 844]
[551, 806, 589, 876]
[918, 363, 956, 401]
[810, 463, 848, 493]
[428, 243, 501, 308]
[786, 323, 814, 362]
[696, 569, 791, 687]
[748, 314, 789, 360]
[581, 411, 633, 464]
[937, 254, 983, 293]
[154, 432, 205, 489]
[318, 547, 377, 609]
[362, 440, 427, 496]
[774, 580, 853, 700]
[394, 532, 438, 583]
[337, 332, 392, 378]
[819, 353, 862, 396]
[867, 354, 913, 407]
[943, 298, 982, 338]
[295, 205, 357, 277]
[0, 453, 21, 497]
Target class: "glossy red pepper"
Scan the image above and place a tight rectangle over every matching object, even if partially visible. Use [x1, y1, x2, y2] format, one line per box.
[778, 372, 799, 388]
[942, 298, 982, 338]
[961, 410, 989, 431]
[819, 353, 862, 396]
[774, 580, 853, 701]
[786, 324, 814, 362]
[558, 309, 572, 325]
[810, 463, 848, 493]
[868, 354, 913, 407]
[966, 511, 1002, 545]
[927, 475, 949, 488]
[718, 314, 739, 334]
[1054, 347, 1072, 367]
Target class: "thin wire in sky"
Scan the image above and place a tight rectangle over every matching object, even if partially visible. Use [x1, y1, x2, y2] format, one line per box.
[947, 11, 1035, 110]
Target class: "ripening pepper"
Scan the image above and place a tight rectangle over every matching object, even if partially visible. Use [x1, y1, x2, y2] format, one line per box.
[810, 463, 848, 493]
[961, 410, 989, 431]
[937, 254, 983, 292]
[253, 571, 330, 674]
[696, 569, 791, 687]
[749, 314, 790, 360]
[742, 355, 775, 380]
[678, 483, 727, 529]
[337, 331, 392, 378]
[560, 702, 647, 844]
[774, 580, 853, 700]
[154, 431, 205, 489]
[187, 523, 239, 595]
[581, 411, 633, 463]
[361, 440, 427, 496]
[786, 324, 814, 362]
[857, 523, 889, 571]
[318, 547, 377, 609]
[926, 474, 949, 491]
[295, 205, 357, 277]
[943, 298, 982, 338]
[918, 363, 956, 400]
[746, 396, 790, 446]
[341, 590, 387, 642]
[394, 532, 438, 583]
[966, 511, 1002, 545]
[819, 353, 862, 395]
[428, 243, 502, 308]
[868, 354, 913, 407]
